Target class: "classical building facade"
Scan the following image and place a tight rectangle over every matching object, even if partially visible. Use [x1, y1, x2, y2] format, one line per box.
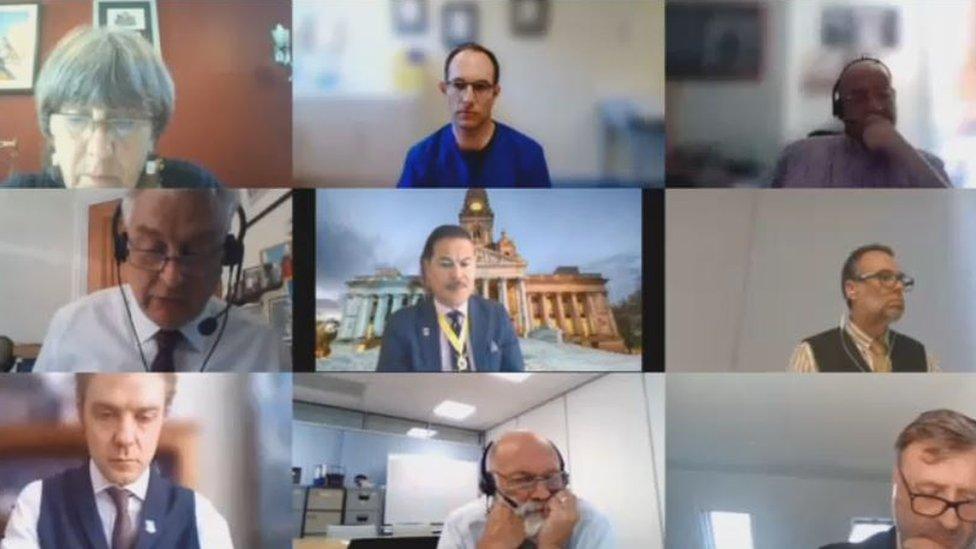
[337, 190, 627, 352]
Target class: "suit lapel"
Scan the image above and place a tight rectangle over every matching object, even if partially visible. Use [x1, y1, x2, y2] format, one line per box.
[65, 464, 110, 549]
[134, 466, 166, 549]
[469, 297, 489, 371]
[418, 298, 442, 371]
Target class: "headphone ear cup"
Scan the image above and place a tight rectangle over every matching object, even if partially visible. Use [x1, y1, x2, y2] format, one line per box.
[479, 475, 496, 497]
[114, 233, 129, 263]
[479, 442, 495, 496]
[222, 235, 244, 267]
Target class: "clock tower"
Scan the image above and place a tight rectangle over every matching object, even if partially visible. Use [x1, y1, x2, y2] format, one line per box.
[459, 189, 494, 248]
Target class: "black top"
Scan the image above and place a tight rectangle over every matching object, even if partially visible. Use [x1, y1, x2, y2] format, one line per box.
[804, 327, 927, 372]
[458, 126, 498, 183]
[820, 526, 896, 549]
[1, 159, 222, 188]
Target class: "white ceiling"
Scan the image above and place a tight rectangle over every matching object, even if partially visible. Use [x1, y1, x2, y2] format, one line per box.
[293, 373, 603, 431]
[668, 374, 976, 480]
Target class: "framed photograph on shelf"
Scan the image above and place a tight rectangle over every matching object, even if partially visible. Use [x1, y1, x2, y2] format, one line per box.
[265, 293, 292, 341]
[0, 3, 41, 94]
[94, 0, 161, 54]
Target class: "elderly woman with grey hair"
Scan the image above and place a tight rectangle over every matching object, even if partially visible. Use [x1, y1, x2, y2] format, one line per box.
[3, 26, 219, 188]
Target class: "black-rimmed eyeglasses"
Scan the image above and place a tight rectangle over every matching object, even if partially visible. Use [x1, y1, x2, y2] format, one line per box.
[898, 466, 976, 522]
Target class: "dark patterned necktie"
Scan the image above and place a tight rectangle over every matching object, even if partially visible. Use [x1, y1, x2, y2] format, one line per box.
[150, 330, 183, 372]
[447, 310, 464, 371]
[106, 486, 136, 549]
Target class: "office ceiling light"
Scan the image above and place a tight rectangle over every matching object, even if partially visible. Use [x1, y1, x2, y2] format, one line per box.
[433, 400, 476, 421]
[406, 427, 437, 439]
[493, 373, 533, 383]
[707, 511, 754, 549]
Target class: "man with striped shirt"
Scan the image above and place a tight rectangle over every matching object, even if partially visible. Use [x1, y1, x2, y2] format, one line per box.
[789, 243, 936, 373]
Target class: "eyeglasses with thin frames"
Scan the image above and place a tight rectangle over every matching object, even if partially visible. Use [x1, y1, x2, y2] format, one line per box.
[492, 470, 568, 494]
[52, 112, 151, 142]
[126, 242, 223, 277]
[446, 79, 495, 97]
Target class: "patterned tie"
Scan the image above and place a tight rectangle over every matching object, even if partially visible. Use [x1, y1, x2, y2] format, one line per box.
[447, 310, 464, 371]
[106, 486, 137, 549]
[150, 330, 183, 372]
[870, 338, 892, 373]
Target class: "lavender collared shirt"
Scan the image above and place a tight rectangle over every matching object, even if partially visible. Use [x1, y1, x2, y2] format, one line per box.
[772, 134, 950, 188]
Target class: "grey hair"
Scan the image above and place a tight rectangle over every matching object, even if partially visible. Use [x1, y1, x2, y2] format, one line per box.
[121, 189, 241, 240]
[35, 26, 175, 140]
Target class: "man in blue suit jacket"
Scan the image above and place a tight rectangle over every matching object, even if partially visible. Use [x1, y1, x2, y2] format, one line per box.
[377, 225, 524, 372]
[397, 43, 551, 188]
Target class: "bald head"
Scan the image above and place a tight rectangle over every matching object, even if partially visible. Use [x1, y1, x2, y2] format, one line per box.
[489, 431, 561, 477]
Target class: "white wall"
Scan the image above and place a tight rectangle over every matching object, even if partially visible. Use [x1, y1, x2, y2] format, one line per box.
[169, 374, 251, 548]
[667, 190, 970, 372]
[667, 468, 891, 548]
[486, 374, 664, 549]
[293, 0, 664, 184]
[0, 191, 78, 343]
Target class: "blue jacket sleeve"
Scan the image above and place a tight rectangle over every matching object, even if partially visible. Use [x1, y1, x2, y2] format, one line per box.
[498, 309, 525, 372]
[377, 314, 410, 372]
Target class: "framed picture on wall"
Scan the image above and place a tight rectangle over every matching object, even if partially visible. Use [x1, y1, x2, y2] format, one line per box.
[666, 3, 764, 80]
[0, 3, 41, 94]
[511, 0, 550, 37]
[94, 0, 161, 54]
[391, 0, 428, 35]
[441, 2, 479, 49]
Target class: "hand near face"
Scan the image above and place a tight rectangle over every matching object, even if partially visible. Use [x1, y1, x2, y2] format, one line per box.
[537, 489, 580, 549]
[477, 500, 526, 549]
[861, 115, 908, 154]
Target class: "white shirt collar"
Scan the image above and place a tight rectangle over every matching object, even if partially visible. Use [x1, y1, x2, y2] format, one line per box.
[123, 283, 217, 353]
[89, 459, 151, 502]
[433, 298, 469, 319]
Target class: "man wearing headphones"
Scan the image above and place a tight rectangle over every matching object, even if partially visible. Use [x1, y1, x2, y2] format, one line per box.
[33, 189, 288, 372]
[438, 431, 614, 549]
[789, 243, 936, 373]
[772, 57, 950, 188]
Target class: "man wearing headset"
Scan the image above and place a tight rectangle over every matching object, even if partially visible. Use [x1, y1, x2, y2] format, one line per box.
[438, 431, 614, 549]
[820, 409, 976, 549]
[772, 57, 950, 188]
[789, 243, 936, 373]
[33, 189, 288, 372]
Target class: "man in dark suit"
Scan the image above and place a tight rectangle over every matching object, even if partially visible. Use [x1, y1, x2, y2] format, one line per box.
[820, 409, 976, 549]
[377, 225, 524, 372]
[2, 373, 232, 548]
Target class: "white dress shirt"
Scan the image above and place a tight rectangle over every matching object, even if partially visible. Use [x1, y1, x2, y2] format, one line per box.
[1, 461, 234, 549]
[33, 285, 289, 372]
[433, 299, 476, 372]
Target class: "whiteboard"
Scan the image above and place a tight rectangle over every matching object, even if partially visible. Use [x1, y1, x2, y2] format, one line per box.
[385, 453, 480, 526]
